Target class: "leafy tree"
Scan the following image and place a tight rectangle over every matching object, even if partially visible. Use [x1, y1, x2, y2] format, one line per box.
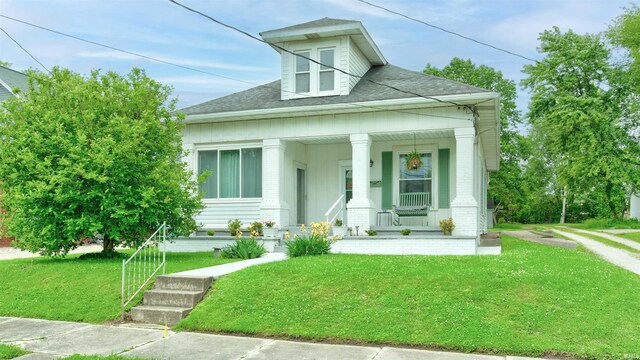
[424, 58, 529, 223]
[0, 67, 204, 256]
[0, 60, 11, 67]
[522, 27, 640, 220]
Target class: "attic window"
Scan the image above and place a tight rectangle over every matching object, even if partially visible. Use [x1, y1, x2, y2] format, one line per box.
[295, 51, 310, 93]
[319, 48, 335, 92]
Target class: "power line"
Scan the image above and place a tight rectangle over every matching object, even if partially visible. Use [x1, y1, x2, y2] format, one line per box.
[356, 0, 539, 64]
[167, 0, 473, 111]
[0, 13, 479, 122]
[0, 26, 51, 74]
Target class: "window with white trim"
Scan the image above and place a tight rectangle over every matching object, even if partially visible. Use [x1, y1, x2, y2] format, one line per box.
[399, 153, 433, 195]
[198, 148, 262, 199]
[293, 47, 337, 95]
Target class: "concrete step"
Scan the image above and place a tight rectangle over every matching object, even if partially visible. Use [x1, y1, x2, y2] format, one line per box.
[155, 275, 213, 292]
[129, 305, 192, 326]
[273, 245, 287, 253]
[143, 289, 205, 308]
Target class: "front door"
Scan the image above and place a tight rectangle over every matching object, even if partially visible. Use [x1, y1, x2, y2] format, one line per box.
[296, 167, 306, 225]
[340, 166, 353, 224]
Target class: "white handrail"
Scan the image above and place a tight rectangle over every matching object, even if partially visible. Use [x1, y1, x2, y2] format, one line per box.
[324, 194, 345, 224]
[121, 222, 166, 320]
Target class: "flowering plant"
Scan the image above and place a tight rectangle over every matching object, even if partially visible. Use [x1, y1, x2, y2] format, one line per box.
[263, 220, 276, 228]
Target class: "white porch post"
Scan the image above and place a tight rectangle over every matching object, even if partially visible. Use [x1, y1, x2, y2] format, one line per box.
[347, 134, 373, 232]
[451, 127, 478, 237]
[260, 139, 289, 227]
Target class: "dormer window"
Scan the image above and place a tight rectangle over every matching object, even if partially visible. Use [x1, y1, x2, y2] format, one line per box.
[293, 46, 337, 96]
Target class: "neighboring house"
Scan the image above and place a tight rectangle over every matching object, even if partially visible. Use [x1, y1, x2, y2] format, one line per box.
[0, 65, 30, 247]
[631, 194, 640, 220]
[178, 18, 500, 252]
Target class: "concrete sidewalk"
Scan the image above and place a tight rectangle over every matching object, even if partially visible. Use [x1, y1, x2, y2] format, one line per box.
[571, 229, 640, 251]
[0, 317, 541, 360]
[174, 252, 287, 277]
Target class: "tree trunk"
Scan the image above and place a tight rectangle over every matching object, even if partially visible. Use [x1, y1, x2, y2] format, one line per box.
[102, 236, 115, 253]
[604, 181, 620, 220]
[560, 186, 567, 224]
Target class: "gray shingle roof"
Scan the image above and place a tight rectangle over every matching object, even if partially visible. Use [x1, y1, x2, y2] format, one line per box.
[180, 64, 491, 116]
[261, 17, 360, 34]
[0, 65, 29, 100]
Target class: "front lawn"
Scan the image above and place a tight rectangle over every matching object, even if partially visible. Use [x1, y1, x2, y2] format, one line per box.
[0, 251, 236, 323]
[177, 237, 640, 358]
[0, 344, 29, 359]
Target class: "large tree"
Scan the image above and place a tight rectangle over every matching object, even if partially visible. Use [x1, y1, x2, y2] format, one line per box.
[424, 58, 529, 224]
[0, 67, 204, 256]
[522, 27, 640, 220]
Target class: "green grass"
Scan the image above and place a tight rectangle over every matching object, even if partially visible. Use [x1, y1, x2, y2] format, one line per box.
[562, 228, 640, 254]
[567, 218, 640, 230]
[177, 237, 640, 358]
[0, 251, 237, 323]
[488, 223, 524, 231]
[0, 344, 29, 359]
[618, 232, 640, 244]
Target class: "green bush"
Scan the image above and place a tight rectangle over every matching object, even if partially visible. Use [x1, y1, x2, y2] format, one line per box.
[400, 228, 411, 236]
[248, 221, 264, 236]
[206, 229, 216, 236]
[221, 238, 266, 259]
[228, 219, 242, 236]
[365, 230, 378, 236]
[286, 235, 331, 257]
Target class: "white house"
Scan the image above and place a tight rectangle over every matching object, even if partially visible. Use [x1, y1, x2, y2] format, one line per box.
[177, 18, 501, 254]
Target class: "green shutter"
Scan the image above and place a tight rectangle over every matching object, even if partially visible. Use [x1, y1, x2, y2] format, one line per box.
[382, 151, 393, 210]
[438, 149, 450, 209]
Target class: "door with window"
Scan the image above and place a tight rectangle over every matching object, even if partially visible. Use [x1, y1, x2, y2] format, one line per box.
[296, 167, 306, 225]
[339, 166, 353, 224]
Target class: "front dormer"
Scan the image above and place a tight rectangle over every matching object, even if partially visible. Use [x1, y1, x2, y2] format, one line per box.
[260, 18, 387, 100]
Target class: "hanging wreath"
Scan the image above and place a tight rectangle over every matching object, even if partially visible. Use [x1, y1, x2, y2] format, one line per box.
[405, 149, 422, 170]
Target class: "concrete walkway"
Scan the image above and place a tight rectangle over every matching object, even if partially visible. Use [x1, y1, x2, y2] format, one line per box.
[0, 317, 542, 360]
[601, 229, 640, 234]
[501, 230, 576, 249]
[0, 244, 104, 261]
[553, 229, 640, 275]
[571, 229, 640, 251]
[175, 252, 287, 277]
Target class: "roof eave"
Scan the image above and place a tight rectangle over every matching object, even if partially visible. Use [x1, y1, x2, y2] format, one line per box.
[182, 92, 499, 124]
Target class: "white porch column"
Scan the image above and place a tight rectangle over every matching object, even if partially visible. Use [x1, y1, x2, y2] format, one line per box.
[347, 134, 373, 232]
[260, 139, 289, 227]
[451, 127, 478, 237]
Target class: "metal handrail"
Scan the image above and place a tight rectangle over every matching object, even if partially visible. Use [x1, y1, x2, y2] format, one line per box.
[324, 194, 345, 224]
[121, 222, 166, 320]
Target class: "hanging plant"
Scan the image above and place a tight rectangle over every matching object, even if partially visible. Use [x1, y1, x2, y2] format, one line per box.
[405, 149, 422, 170]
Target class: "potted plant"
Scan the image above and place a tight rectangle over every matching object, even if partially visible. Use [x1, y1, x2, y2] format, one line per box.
[332, 219, 348, 237]
[439, 217, 455, 236]
[228, 219, 242, 236]
[405, 149, 422, 170]
[262, 220, 278, 239]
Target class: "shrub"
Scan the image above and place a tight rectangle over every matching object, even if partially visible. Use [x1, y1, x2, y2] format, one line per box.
[228, 219, 242, 236]
[440, 218, 455, 234]
[366, 230, 378, 236]
[400, 228, 411, 236]
[206, 230, 216, 236]
[578, 218, 640, 229]
[263, 220, 276, 228]
[248, 221, 264, 237]
[334, 219, 344, 227]
[286, 235, 331, 257]
[221, 238, 266, 259]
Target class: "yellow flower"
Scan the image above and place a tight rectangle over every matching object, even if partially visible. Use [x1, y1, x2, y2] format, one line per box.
[235, 228, 243, 239]
[283, 231, 291, 240]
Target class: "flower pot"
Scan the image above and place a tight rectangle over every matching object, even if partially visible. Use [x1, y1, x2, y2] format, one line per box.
[263, 227, 279, 239]
[333, 226, 349, 237]
[407, 158, 421, 169]
[443, 230, 452, 236]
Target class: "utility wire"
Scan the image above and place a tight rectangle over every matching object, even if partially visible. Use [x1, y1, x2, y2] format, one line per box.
[0, 13, 478, 122]
[167, 0, 474, 111]
[356, 0, 539, 64]
[0, 26, 51, 74]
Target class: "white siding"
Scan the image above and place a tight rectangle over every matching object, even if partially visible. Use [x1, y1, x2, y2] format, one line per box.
[195, 200, 261, 229]
[348, 40, 371, 92]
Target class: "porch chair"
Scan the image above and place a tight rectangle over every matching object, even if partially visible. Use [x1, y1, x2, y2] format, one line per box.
[393, 192, 431, 226]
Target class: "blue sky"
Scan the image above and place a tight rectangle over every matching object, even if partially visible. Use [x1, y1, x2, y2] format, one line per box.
[0, 0, 634, 114]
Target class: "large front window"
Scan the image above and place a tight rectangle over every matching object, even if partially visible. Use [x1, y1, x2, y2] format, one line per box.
[399, 153, 432, 195]
[198, 148, 262, 199]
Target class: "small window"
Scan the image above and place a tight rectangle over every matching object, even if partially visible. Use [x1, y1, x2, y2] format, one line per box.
[319, 48, 335, 92]
[295, 51, 310, 93]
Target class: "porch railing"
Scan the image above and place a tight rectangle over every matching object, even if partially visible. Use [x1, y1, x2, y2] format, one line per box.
[324, 194, 345, 225]
[121, 222, 167, 320]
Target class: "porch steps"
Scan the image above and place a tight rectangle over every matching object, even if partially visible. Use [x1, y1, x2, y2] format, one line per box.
[129, 275, 213, 326]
